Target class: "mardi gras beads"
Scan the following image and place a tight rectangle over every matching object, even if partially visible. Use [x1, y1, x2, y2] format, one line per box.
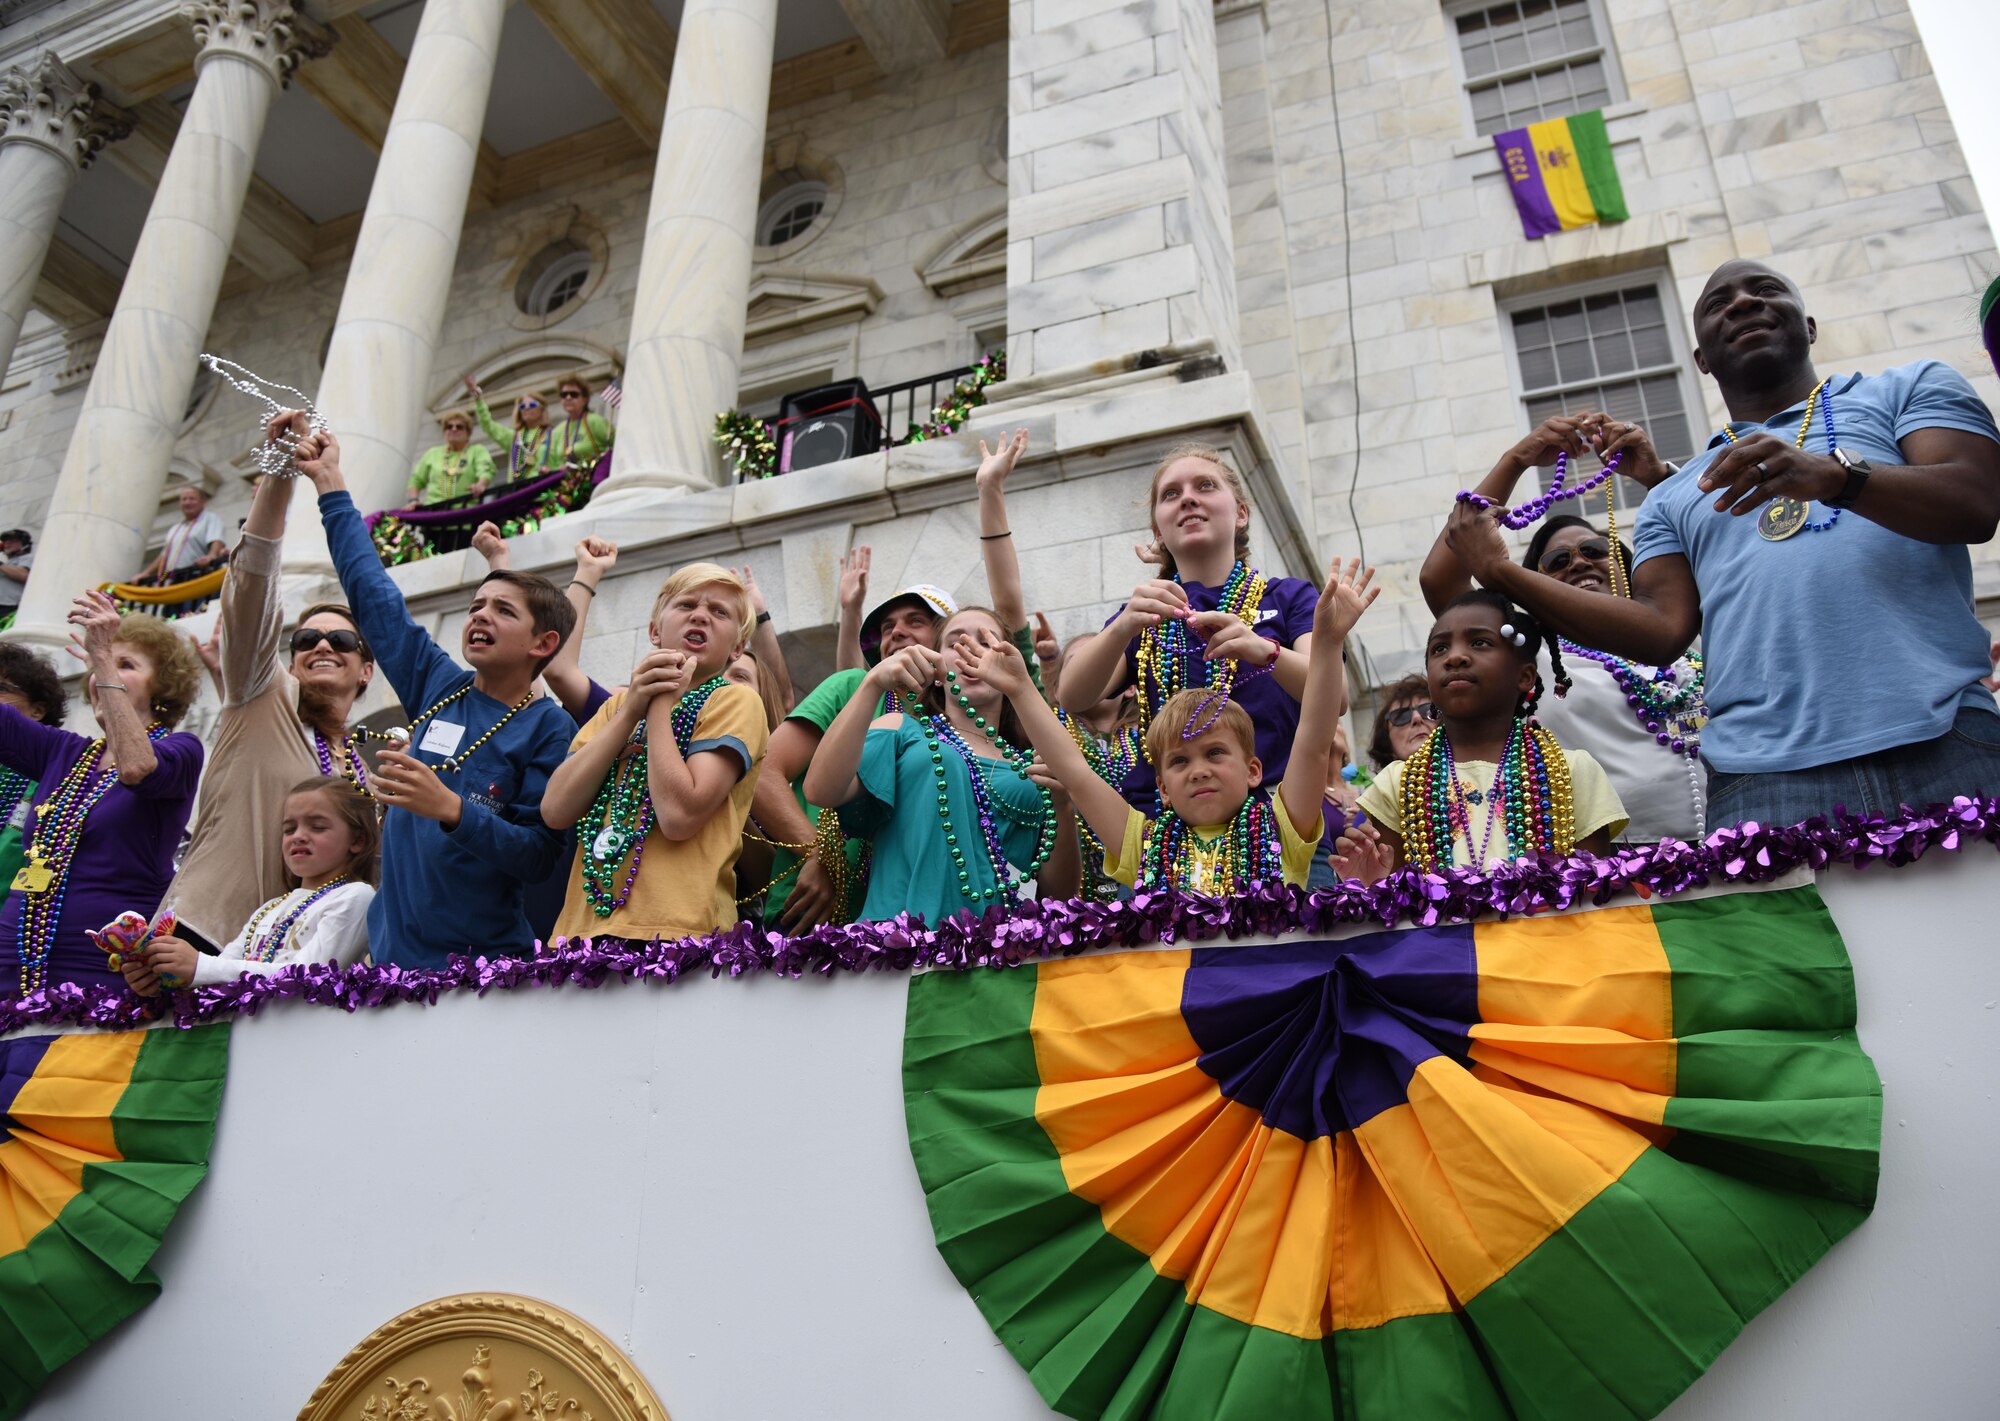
[1137, 796, 1283, 893]
[582, 676, 730, 918]
[1133, 561, 1268, 767]
[920, 671, 1055, 909]
[1458, 450, 1624, 529]
[313, 727, 368, 796]
[240, 875, 354, 963]
[1398, 719, 1574, 872]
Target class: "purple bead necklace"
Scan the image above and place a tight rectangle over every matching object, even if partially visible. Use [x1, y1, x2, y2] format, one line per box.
[1458, 450, 1624, 529]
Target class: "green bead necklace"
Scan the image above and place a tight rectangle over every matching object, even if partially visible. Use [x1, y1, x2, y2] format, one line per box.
[919, 672, 1055, 909]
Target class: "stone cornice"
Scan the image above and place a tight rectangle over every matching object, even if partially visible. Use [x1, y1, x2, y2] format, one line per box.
[0, 49, 131, 169]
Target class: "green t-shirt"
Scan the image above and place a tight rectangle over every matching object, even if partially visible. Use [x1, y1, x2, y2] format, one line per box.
[762, 627, 1045, 925]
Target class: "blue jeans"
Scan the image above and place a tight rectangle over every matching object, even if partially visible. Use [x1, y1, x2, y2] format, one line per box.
[1704, 705, 2000, 827]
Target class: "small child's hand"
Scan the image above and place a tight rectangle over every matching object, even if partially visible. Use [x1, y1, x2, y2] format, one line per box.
[1023, 758, 1068, 804]
[1329, 822, 1393, 886]
[736, 563, 767, 616]
[1315, 555, 1379, 639]
[959, 634, 1031, 699]
[140, 935, 199, 990]
[838, 546, 871, 618]
[1032, 611, 1060, 665]
[119, 951, 161, 997]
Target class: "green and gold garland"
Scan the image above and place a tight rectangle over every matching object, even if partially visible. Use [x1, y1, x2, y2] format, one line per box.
[711, 350, 1008, 480]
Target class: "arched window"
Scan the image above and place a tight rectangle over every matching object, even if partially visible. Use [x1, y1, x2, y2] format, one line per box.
[756, 181, 828, 249]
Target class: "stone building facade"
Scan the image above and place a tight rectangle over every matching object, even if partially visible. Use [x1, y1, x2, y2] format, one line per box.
[0, 0, 1992, 729]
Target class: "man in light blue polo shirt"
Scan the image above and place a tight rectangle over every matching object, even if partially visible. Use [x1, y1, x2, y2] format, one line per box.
[1446, 258, 2000, 826]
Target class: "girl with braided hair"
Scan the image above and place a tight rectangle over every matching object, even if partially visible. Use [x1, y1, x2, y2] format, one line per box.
[1354, 591, 1626, 874]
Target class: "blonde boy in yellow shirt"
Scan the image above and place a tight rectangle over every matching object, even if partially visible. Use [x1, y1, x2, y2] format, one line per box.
[542, 564, 770, 941]
[963, 557, 1378, 893]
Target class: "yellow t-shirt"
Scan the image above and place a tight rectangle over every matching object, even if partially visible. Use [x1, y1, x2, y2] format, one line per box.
[553, 684, 769, 942]
[1357, 748, 1628, 869]
[1104, 802, 1322, 891]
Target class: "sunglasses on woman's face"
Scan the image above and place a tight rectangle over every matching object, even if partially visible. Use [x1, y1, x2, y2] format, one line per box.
[1385, 702, 1439, 728]
[291, 628, 363, 655]
[444, 423, 469, 432]
[561, 390, 584, 400]
[519, 400, 542, 411]
[1540, 540, 1611, 575]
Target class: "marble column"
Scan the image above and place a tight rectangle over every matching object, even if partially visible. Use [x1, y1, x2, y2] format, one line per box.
[8, 2, 320, 653]
[0, 53, 129, 384]
[597, 0, 777, 499]
[284, 0, 506, 569]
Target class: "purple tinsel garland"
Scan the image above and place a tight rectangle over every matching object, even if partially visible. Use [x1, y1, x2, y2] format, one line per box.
[5, 799, 1995, 1036]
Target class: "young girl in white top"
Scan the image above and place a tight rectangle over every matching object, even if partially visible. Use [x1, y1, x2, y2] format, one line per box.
[122, 779, 378, 993]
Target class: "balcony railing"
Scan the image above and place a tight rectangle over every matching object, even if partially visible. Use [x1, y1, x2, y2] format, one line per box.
[369, 454, 610, 566]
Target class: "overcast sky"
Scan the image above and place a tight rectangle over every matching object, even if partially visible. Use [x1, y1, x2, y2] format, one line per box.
[1908, 0, 2000, 238]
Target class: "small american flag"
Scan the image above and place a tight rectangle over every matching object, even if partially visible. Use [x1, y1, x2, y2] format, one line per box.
[600, 376, 622, 410]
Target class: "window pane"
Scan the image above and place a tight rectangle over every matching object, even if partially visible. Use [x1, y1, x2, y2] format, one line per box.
[1630, 317, 1672, 368]
[1555, 338, 1596, 383]
[1547, 300, 1587, 343]
[1518, 347, 1558, 389]
[1471, 84, 1505, 123]
[1493, 28, 1531, 70]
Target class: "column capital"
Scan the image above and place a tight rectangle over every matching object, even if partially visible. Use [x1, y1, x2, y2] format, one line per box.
[184, 1, 334, 88]
[0, 51, 133, 172]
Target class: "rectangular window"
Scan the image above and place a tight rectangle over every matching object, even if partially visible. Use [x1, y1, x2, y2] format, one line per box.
[1503, 278, 1700, 516]
[1453, 0, 1619, 137]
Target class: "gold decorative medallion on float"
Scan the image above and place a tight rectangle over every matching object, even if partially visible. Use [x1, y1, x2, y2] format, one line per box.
[297, 1292, 668, 1421]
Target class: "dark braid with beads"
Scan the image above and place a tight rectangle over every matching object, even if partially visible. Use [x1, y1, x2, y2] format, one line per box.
[1443, 589, 1569, 713]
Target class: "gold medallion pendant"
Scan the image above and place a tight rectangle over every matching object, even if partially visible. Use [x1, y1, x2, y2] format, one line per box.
[1758, 497, 1810, 541]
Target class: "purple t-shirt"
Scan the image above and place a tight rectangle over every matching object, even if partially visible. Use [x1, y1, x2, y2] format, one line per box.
[1107, 573, 1320, 805]
[0, 706, 203, 994]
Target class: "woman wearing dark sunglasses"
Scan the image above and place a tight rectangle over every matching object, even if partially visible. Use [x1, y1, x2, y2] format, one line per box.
[160, 459, 379, 955]
[1365, 672, 1437, 770]
[1418, 413, 1708, 844]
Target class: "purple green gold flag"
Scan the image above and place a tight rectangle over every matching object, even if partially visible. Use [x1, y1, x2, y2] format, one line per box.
[903, 881, 1879, 1419]
[1495, 109, 1628, 241]
[0, 1025, 229, 1419]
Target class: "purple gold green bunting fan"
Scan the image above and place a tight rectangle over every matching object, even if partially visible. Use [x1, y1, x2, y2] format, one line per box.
[903, 879, 1880, 1420]
[0, 1025, 229, 1419]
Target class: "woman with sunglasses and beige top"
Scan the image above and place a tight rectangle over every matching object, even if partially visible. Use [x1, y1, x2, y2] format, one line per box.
[407, 408, 497, 506]
[160, 417, 381, 955]
[1419, 412, 1708, 843]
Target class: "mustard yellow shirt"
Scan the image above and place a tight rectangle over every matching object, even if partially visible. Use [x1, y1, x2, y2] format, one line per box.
[554, 684, 769, 943]
[1357, 748, 1628, 869]
[1104, 801, 1322, 892]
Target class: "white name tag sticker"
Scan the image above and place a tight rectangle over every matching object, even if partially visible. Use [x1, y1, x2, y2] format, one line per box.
[6, 799, 28, 832]
[419, 719, 467, 757]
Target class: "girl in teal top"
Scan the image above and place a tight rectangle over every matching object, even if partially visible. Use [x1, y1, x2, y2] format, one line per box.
[803, 607, 1078, 925]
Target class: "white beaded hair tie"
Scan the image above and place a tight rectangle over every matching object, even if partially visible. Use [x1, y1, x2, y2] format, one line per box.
[1499, 622, 1529, 647]
[200, 354, 325, 480]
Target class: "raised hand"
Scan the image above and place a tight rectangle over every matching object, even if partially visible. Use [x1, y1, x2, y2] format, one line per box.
[1581, 413, 1673, 489]
[1023, 757, 1069, 803]
[289, 425, 344, 489]
[976, 428, 1030, 490]
[1442, 499, 1512, 585]
[66, 589, 121, 669]
[737, 563, 768, 616]
[959, 633, 1033, 699]
[1314, 555, 1379, 640]
[1507, 414, 1590, 470]
[838, 545, 871, 619]
[470, 521, 508, 567]
[574, 536, 618, 581]
[1032, 611, 1059, 665]
[462, 373, 480, 397]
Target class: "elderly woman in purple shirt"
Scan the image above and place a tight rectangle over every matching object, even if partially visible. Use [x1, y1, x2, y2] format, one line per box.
[0, 592, 206, 995]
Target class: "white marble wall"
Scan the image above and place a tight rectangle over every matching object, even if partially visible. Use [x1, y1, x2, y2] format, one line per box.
[1233, 0, 2000, 674]
[1004, 0, 1242, 379]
